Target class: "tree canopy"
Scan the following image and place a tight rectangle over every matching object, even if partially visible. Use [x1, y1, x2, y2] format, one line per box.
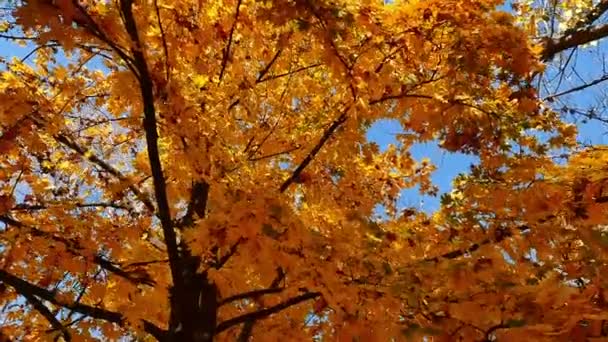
[1, 0, 608, 341]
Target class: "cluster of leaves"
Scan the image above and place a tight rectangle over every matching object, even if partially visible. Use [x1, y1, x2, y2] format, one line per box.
[0, 0, 607, 341]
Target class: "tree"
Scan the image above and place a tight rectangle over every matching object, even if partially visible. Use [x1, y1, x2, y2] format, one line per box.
[0, 0, 599, 341]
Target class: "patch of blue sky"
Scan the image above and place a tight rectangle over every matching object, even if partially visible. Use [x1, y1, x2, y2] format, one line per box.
[366, 118, 478, 213]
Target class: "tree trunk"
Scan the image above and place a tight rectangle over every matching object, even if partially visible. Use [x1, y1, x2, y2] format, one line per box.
[169, 252, 218, 341]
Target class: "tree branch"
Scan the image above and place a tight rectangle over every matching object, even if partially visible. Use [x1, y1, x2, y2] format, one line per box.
[279, 109, 348, 192]
[218, 0, 243, 83]
[174, 181, 209, 229]
[215, 291, 320, 334]
[219, 268, 285, 306]
[12, 202, 129, 212]
[53, 134, 156, 213]
[248, 145, 301, 162]
[219, 288, 284, 307]
[256, 49, 282, 82]
[0, 215, 155, 286]
[544, 73, 608, 100]
[543, 23, 608, 61]
[153, 0, 170, 82]
[207, 237, 246, 271]
[564, 0, 608, 36]
[119, 0, 183, 299]
[423, 225, 531, 264]
[0, 269, 166, 340]
[235, 268, 285, 342]
[257, 64, 321, 83]
[482, 322, 508, 342]
[23, 292, 71, 341]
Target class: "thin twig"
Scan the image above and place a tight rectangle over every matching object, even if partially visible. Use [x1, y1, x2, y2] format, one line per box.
[218, 0, 243, 83]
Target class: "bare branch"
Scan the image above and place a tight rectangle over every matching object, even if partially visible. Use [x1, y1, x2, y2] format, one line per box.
[544, 73, 608, 100]
[483, 322, 508, 342]
[174, 181, 209, 229]
[219, 288, 284, 307]
[208, 237, 247, 271]
[369, 92, 433, 105]
[248, 145, 301, 162]
[153, 0, 170, 82]
[219, 268, 285, 307]
[11, 202, 129, 212]
[423, 225, 527, 263]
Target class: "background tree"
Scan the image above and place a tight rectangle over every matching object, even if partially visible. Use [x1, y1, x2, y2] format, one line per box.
[0, 0, 602, 341]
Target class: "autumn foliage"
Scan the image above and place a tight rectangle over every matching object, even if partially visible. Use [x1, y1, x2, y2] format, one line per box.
[1, 0, 608, 341]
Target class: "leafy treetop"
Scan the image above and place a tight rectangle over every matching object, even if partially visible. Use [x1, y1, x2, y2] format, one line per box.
[0, 0, 604, 341]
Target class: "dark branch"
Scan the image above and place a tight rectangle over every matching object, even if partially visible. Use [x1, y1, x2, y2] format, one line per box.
[153, 0, 170, 82]
[423, 225, 530, 263]
[369, 92, 433, 106]
[0, 215, 155, 286]
[0, 269, 166, 340]
[236, 267, 285, 341]
[119, 0, 183, 298]
[208, 237, 246, 270]
[543, 23, 608, 61]
[175, 181, 209, 229]
[369, 91, 496, 118]
[248, 145, 301, 162]
[216, 291, 320, 334]
[23, 292, 71, 341]
[66, 0, 139, 77]
[544, 73, 608, 100]
[124, 259, 169, 268]
[279, 110, 348, 192]
[564, 0, 608, 36]
[257, 64, 322, 83]
[64, 270, 99, 323]
[256, 49, 282, 82]
[12, 202, 129, 212]
[94, 256, 156, 286]
[219, 288, 284, 307]
[482, 322, 508, 342]
[218, 0, 243, 83]
[219, 268, 285, 306]
[53, 134, 155, 213]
